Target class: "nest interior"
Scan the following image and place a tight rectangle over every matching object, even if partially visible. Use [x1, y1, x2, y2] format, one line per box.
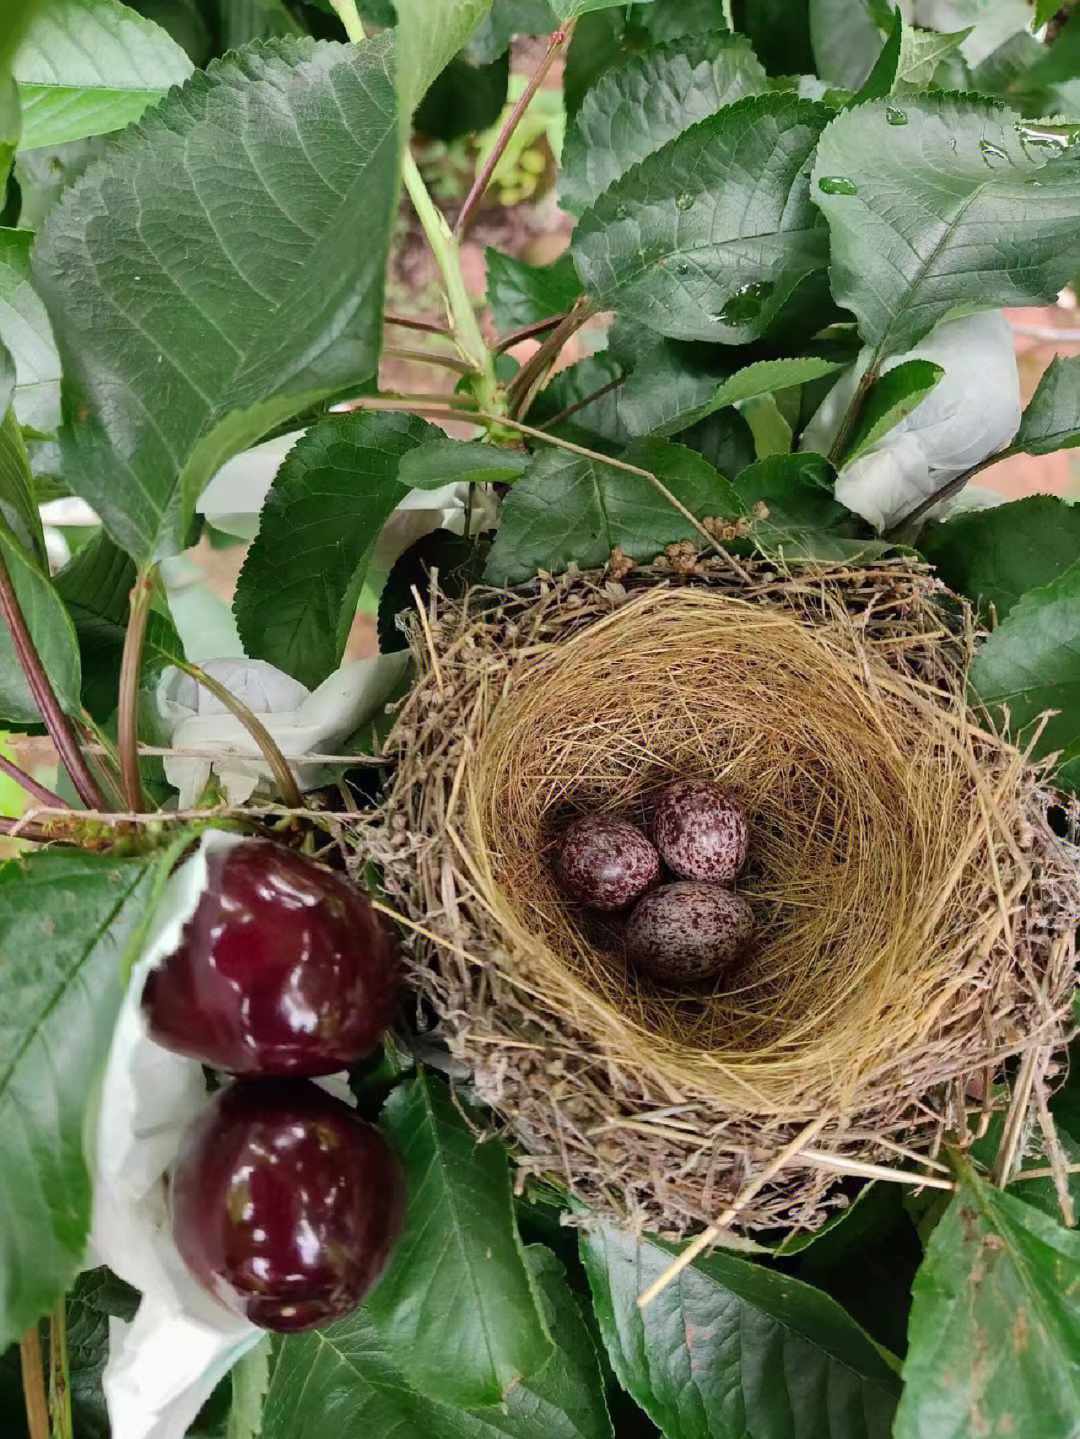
[366, 557, 1080, 1237]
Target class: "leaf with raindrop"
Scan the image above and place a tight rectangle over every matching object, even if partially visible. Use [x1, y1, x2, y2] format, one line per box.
[572, 92, 832, 345]
[812, 95, 1080, 361]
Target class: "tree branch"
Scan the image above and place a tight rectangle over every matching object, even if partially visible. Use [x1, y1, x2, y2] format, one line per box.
[453, 23, 575, 241]
[20, 1328, 49, 1439]
[0, 749, 69, 809]
[493, 313, 570, 354]
[0, 552, 107, 811]
[118, 569, 155, 813]
[883, 449, 1015, 536]
[384, 312, 453, 338]
[506, 297, 600, 420]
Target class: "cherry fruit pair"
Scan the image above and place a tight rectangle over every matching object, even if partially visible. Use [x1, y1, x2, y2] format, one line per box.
[142, 838, 406, 1332]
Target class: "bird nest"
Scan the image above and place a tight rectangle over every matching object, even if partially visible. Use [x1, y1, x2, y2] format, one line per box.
[361, 554, 1080, 1239]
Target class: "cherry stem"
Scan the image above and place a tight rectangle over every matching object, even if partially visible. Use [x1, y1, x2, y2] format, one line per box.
[827, 360, 880, 466]
[493, 312, 569, 354]
[169, 658, 305, 810]
[538, 373, 627, 430]
[0, 749, 69, 809]
[507, 297, 599, 420]
[20, 1327, 49, 1439]
[383, 312, 453, 338]
[382, 345, 480, 376]
[453, 25, 575, 241]
[48, 1302, 73, 1439]
[883, 449, 1016, 536]
[118, 568, 156, 813]
[0, 552, 107, 811]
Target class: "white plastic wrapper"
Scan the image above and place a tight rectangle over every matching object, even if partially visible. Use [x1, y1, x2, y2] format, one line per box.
[801, 312, 1021, 532]
[89, 831, 261, 1439]
[197, 430, 499, 575]
[155, 654, 409, 807]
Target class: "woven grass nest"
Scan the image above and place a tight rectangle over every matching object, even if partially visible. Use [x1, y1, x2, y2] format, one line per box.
[363, 552, 1080, 1240]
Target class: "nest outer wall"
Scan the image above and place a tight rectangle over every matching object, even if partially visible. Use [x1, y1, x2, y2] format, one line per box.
[360, 554, 1080, 1239]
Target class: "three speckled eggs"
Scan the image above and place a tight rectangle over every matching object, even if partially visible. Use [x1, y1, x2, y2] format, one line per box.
[553, 779, 754, 987]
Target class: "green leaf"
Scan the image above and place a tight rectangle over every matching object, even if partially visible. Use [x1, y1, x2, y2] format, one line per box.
[218, 0, 304, 49]
[812, 96, 1080, 361]
[468, 1, 559, 64]
[486, 438, 740, 583]
[233, 412, 435, 689]
[731, 0, 812, 78]
[572, 92, 831, 345]
[0, 526, 82, 724]
[920, 496, 1080, 623]
[619, 347, 844, 438]
[366, 1072, 553, 1408]
[892, 25, 973, 90]
[1013, 354, 1080, 456]
[549, 0, 645, 17]
[581, 1222, 900, 1439]
[32, 33, 401, 564]
[227, 1338, 272, 1439]
[561, 33, 767, 216]
[0, 341, 12, 424]
[674, 404, 756, 479]
[734, 450, 876, 559]
[399, 438, 529, 488]
[0, 75, 18, 196]
[0, 227, 61, 433]
[394, 0, 495, 133]
[0, 401, 48, 567]
[53, 529, 183, 719]
[415, 51, 510, 143]
[969, 558, 1080, 792]
[528, 353, 629, 446]
[0, 852, 158, 1349]
[63, 1268, 140, 1439]
[265, 1251, 611, 1439]
[12, 0, 193, 151]
[638, 0, 731, 43]
[896, 1162, 1080, 1439]
[1034, 0, 1061, 24]
[486, 250, 583, 334]
[841, 359, 944, 466]
[809, 0, 886, 89]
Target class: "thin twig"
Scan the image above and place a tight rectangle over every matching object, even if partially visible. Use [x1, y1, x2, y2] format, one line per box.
[494, 313, 571, 355]
[453, 23, 575, 240]
[20, 1327, 49, 1439]
[382, 346, 480, 376]
[48, 1301, 73, 1439]
[348, 390, 478, 409]
[827, 365, 877, 466]
[636, 1113, 831, 1309]
[0, 552, 107, 811]
[118, 569, 155, 813]
[169, 659, 305, 810]
[801, 1146, 955, 1191]
[538, 373, 627, 430]
[384, 311, 453, 338]
[0, 750, 69, 809]
[507, 297, 600, 419]
[884, 449, 1017, 536]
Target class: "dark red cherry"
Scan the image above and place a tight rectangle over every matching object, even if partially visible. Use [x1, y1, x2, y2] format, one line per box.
[170, 1080, 406, 1331]
[142, 838, 401, 1076]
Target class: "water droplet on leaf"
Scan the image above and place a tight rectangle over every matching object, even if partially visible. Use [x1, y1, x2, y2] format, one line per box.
[676, 192, 694, 211]
[885, 106, 907, 126]
[818, 176, 858, 195]
[716, 280, 774, 326]
[614, 204, 630, 221]
[978, 140, 1010, 167]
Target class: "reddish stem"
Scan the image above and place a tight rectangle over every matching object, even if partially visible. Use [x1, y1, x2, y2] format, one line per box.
[0, 553, 107, 811]
[0, 749, 69, 809]
[453, 24, 575, 240]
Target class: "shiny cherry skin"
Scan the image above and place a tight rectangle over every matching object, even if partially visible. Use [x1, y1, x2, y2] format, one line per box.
[170, 1080, 406, 1331]
[141, 839, 401, 1076]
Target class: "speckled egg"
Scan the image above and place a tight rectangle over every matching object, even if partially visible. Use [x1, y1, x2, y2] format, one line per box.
[650, 779, 747, 883]
[625, 882, 754, 986]
[553, 815, 660, 911]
